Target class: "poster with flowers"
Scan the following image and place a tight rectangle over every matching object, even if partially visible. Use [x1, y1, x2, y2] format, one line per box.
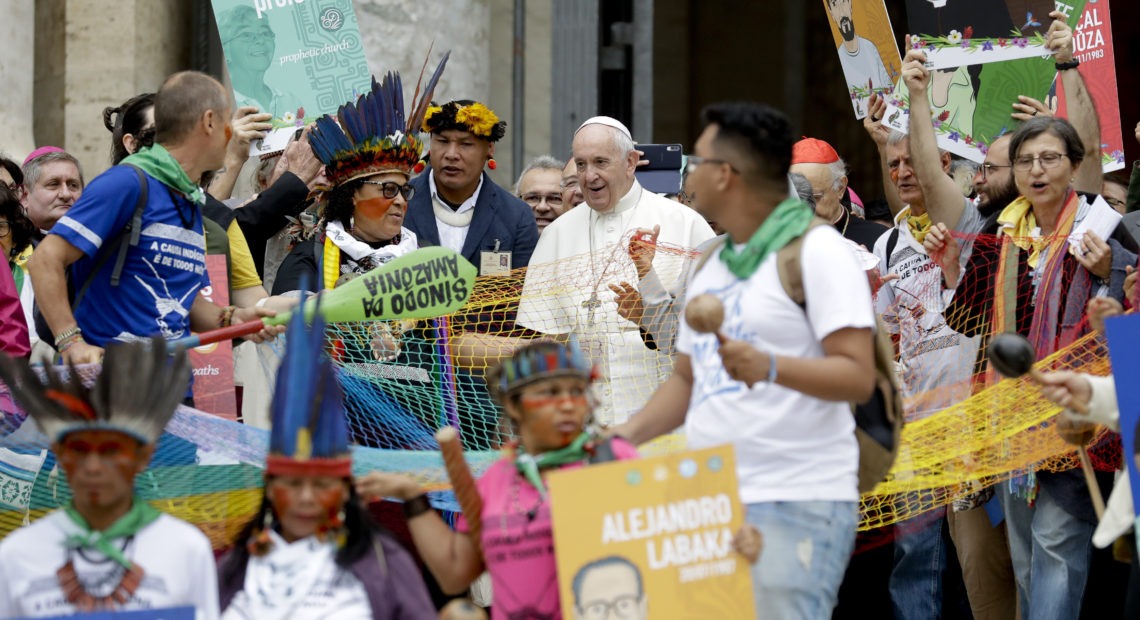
[212, 0, 373, 155]
[881, 0, 1089, 163]
[821, 0, 903, 119]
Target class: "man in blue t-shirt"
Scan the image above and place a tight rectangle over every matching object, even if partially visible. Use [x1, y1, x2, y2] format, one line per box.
[27, 71, 282, 364]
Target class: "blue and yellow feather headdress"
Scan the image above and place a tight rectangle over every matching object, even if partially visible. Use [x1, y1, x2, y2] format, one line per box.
[265, 298, 352, 477]
[309, 50, 449, 188]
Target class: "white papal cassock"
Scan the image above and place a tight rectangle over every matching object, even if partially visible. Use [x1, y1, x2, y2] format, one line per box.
[517, 182, 715, 424]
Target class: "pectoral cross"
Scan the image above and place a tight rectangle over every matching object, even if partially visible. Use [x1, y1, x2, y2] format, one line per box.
[582, 291, 602, 326]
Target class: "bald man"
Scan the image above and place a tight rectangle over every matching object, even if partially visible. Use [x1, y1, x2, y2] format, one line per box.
[28, 71, 279, 365]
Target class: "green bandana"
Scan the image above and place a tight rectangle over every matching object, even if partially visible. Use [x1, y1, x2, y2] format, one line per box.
[719, 197, 813, 279]
[122, 144, 205, 205]
[63, 499, 161, 569]
[514, 433, 593, 499]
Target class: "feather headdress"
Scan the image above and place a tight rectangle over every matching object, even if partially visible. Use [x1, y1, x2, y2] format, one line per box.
[265, 295, 352, 477]
[495, 338, 598, 398]
[308, 50, 450, 188]
[0, 338, 189, 445]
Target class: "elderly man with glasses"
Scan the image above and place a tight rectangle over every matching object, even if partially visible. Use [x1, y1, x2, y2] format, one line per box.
[515, 155, 570, 235]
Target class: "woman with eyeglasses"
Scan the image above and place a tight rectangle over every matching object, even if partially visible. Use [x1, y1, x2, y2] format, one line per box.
[932, 115, 1139, 619]
[270, 156, 419, 295]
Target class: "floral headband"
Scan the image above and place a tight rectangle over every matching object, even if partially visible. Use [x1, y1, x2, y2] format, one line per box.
[422, 100, 507, 143]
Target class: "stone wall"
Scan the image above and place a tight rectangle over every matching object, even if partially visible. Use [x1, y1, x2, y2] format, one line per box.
[16, 0, 556, 189]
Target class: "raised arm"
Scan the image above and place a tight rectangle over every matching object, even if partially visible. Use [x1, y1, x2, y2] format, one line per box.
[354, 473, 485, 594]
[864, 94, 904, 217]
[1047, 11, 1102, 194]
[207, 106, 273, 200]
[902, 49, 966, 227]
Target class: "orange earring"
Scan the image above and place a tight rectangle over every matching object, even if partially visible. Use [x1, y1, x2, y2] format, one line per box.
[487, 158, 497, 171]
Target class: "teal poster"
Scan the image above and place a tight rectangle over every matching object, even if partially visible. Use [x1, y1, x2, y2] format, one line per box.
[212, 0, 373, 154]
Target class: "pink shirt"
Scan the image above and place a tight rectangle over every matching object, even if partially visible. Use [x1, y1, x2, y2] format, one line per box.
[0, 264, 29, 358]
[457, 438, 639, 620]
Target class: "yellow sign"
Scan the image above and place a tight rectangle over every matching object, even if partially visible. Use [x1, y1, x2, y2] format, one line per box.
[547, 444, 755, 619]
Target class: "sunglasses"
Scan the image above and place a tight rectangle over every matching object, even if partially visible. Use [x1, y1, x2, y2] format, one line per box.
[361, 180, 415, 201]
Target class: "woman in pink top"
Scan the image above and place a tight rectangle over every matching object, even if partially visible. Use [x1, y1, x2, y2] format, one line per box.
[358, 339, 641, 619]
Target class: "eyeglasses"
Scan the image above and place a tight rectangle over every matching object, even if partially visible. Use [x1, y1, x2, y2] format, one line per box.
[361, 180, 415, 201]
[579, 595, 643, 620]
[977, 163, 1011, 181]
[1105, 196, 1126, 211]
[521, 192, 563, 208]
[686, 156, 739, 175]
[1012, 152, 1068, 172]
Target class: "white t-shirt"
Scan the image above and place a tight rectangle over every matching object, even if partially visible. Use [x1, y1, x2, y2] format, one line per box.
[223, 531, 371, 620]
[838, 36, 894, 116]
[872, 203, 984, 418]
[0, 511, 219, 619]
[677, 225, 874, 504]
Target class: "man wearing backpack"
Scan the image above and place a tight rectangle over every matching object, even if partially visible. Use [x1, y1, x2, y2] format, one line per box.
[27, 71, 281, 366]
[615, 102, 876, 619]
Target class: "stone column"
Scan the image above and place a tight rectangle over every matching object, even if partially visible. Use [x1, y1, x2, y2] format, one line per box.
[0, 0, 38, 161]
[60, 0, 190, 179]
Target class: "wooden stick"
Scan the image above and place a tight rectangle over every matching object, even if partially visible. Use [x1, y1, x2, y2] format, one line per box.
[436, 426, 484, 554]
[1027, 368, 1106, 520]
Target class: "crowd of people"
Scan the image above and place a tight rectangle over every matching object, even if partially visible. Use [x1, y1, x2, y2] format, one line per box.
[0, 7, 1138, 619]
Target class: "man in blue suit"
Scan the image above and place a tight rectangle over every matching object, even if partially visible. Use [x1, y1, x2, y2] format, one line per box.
[405, 99, 538, 275]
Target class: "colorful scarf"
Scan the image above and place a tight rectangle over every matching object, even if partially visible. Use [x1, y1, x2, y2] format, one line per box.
[122, 144, 205, 205]
[992, 191, 1086, 360]
[993, 191, 1091, 504]
[905, 210, 933, 245]
[63, 499, 160, 569]
[996, 197, 1052, 269]
[514, 433, 592, 499]
[719, 197, 813, 280]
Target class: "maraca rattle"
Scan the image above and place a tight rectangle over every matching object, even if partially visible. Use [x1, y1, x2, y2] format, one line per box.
[986, 333, 1104, 519]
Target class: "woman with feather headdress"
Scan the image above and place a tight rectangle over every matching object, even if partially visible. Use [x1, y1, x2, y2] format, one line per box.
[218, 306, 435, 619]
[271, 54, 449, 297]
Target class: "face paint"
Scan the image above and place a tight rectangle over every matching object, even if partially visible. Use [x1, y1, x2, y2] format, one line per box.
[268, 476, 348, 542]
[354, 195, 395, 220]
[56, 431, 145, 511]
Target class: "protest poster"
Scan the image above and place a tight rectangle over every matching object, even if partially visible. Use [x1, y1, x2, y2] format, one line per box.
[211, 0, 373, 154]
[822, 0, 903, 119]
[1104, 315, 1140, 517]
[189, 255, 236, 420]
[1056, 1, 1124, 172]
[548, 444, 755, 619]
[882, 0, 1087, 163]
[906, 0, 1062, 69]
